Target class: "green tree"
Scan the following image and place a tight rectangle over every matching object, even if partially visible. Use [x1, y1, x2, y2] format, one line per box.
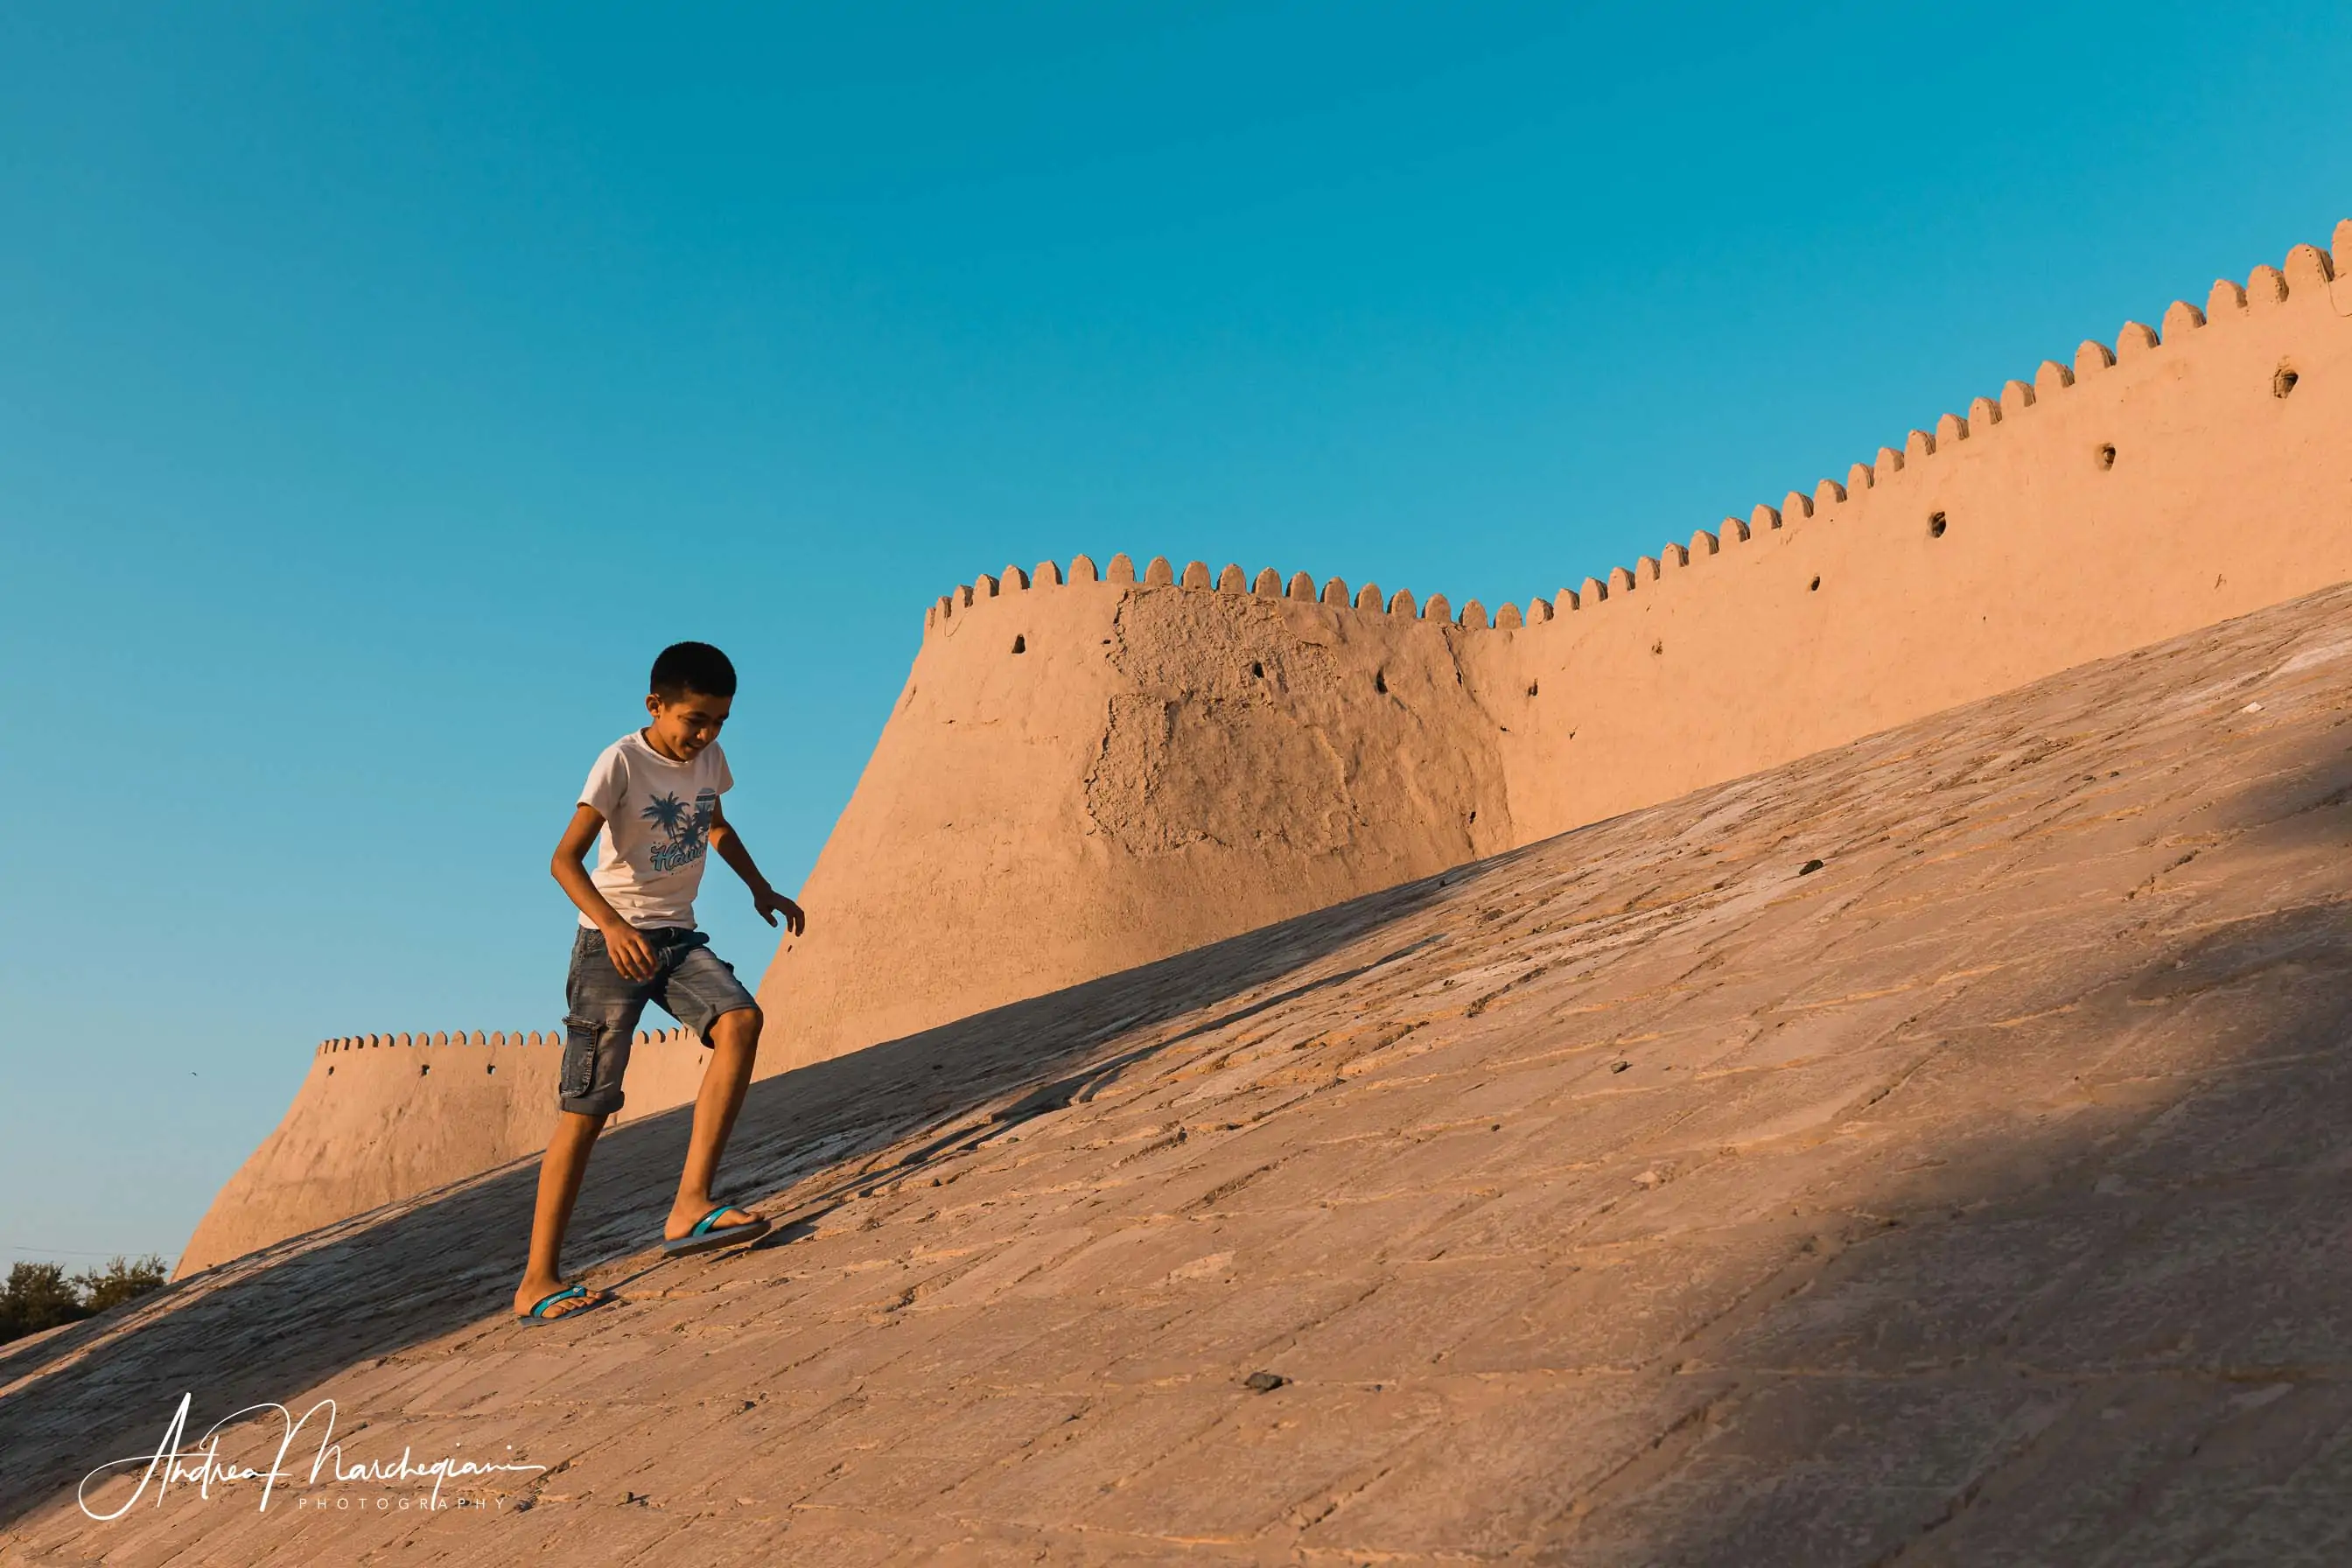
[74, 1254, 169, 1313]
[0, 1262, 91, 1341]
[0, 1255, 169, 1345]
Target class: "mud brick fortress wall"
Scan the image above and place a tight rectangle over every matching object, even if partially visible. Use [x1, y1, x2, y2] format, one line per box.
[179, 222, 2352, 1278]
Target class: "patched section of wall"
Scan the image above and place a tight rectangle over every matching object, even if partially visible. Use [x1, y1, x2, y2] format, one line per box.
[1086, 589, 1507, 864]
[1086, 692, 1354, 857]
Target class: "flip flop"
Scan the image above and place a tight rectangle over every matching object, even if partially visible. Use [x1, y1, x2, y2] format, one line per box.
[662, 1205, 772, 1257]
[517, 1284, 612, 1324]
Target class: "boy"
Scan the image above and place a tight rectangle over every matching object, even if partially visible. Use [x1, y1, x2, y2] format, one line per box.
[513, 641, 805, 1322]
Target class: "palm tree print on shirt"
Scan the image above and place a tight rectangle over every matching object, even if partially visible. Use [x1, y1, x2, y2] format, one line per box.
[642, 789, 717, 873]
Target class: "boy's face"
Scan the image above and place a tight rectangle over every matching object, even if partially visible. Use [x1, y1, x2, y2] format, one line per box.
[644, 688, 732, 760]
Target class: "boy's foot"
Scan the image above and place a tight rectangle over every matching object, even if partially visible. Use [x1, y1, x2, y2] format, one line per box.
[514, 1282, 612, 1322]
[662, 1202, 770, 1256]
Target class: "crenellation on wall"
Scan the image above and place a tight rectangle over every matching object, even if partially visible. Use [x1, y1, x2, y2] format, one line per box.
[1489, 221, 2349, 843]
[929, 555, 1550, 634]
[318, 1027, 564, 1056]
[932, 556, 1539, 620]
[1534, 222, 2348, 634]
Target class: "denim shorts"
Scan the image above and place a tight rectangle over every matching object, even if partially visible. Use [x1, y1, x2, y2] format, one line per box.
[560, 926, 759, 1116]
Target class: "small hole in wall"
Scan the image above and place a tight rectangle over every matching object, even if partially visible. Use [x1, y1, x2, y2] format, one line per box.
[1374, 668, 1387, 694]
[2096, 444, 2117, 470]
[1469, 810, 1478, 824]
[1650, 640, 1663, 655]
[486, 1064, 496, 1075]
[1251, 661, 1264, 678]
[2274, 365, 2300, 398]
[1012, 634, 1026, 654]
[1928, 511, 1947, 538]
[326, 1066, 333, 1075]
[420, 1063, 430, 1076]
[1809, 576, 1822, 592]
[1526, 681, 1538, 697]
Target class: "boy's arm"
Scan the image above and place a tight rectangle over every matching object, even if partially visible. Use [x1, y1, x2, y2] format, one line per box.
[552, 805, 659, 980]
[708, 800, 806, 934]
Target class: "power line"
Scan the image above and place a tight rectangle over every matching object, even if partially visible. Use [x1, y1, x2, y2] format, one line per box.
[2, 1242, 158, 1259]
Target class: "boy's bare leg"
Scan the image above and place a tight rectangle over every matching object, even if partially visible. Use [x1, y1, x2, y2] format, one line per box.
[666, 1006, 763, 1238]
[514, 1109, 607, 1316]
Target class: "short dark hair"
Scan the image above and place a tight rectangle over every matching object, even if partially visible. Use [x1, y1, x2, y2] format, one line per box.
[650, 641, 737, 702]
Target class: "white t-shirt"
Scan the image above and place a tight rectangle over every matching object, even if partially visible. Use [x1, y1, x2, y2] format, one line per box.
[578, 732, 733, 930]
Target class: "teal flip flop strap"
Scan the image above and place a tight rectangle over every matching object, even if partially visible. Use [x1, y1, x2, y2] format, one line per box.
[690, 1206, 738, 1237]
[527, 1284, 586, 1318]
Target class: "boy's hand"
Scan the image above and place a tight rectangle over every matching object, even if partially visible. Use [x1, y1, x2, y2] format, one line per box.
[600, 921, 659, 982]
[753, 886, 806, 935]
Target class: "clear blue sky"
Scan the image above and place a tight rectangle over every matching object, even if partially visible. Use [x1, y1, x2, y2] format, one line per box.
[3, 2, 2346, 1266]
